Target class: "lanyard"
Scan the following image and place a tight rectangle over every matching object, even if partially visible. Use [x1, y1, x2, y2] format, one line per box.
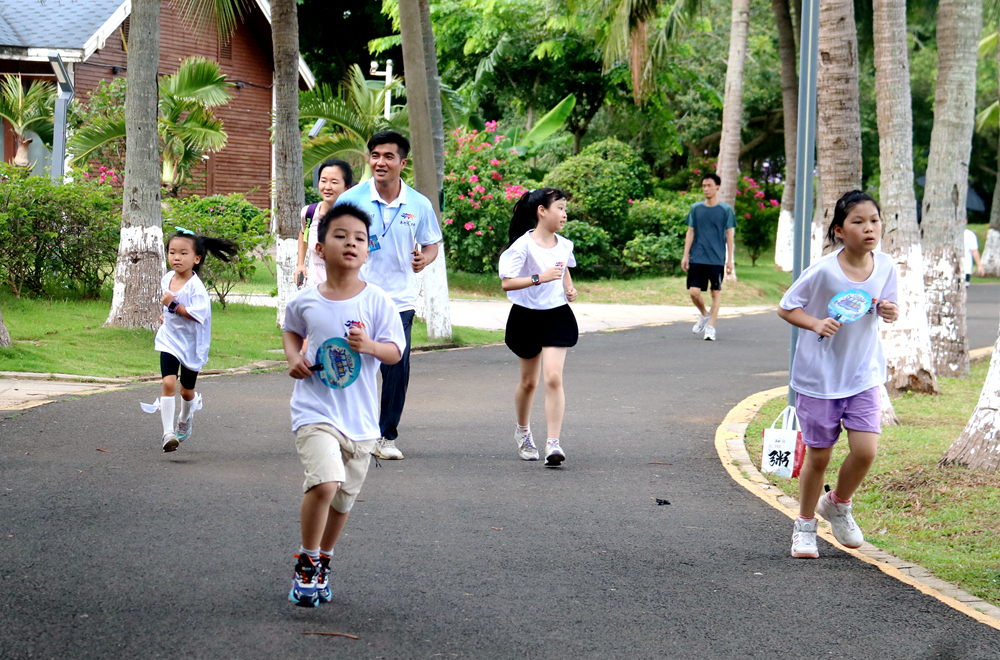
[378, 203, 404, 239]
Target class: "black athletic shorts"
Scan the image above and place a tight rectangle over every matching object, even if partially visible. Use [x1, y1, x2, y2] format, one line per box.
[504, 304, 579, 359]
[686, 263, 724, 292]
[160, 352, 199, 390]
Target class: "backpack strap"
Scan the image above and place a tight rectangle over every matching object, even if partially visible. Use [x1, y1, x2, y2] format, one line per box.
[304, 203, 320, 232]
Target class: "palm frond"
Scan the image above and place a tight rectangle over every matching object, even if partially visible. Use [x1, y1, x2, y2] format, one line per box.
[171, 107, 228, 151]
[976, 100, 999, 134]
[162, 57, 232, 107]
[474, 35, 512, 88]
[171, 0, 252, 42]
[67, 116, 127, 164]
[368, 34, 402, 56]
[303, 134, 369, 171]
[979, 31, 998, 59]
[0, 75, 55, 139]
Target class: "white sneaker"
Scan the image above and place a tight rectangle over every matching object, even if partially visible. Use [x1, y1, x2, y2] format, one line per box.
[703, 326, 716, 341]
[162, 432, 179, 453]
[544, 439, 565, 467]
[692, 314, 710, 333]
[790, 517, 819, 558]
[176, 392, 202, 443]
[516, 427, 538, 461]
[816, 491, 864, 548]
[375, 438, 404, 460]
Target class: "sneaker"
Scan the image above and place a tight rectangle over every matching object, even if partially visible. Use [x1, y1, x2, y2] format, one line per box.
[703, 325, 716, 341]
[162, 432, 179, 453]
[816, 491, 864, 548]
[544, 439, 565, 467]
[316, 554, 332, 604]
[517, 428, 539, 461]
[375, 438, 404, 460]
[692, 314, 710, 334]
[288, 554, 320, 607]
[791, 517, 819, 558]
[176, 393, 201, 443]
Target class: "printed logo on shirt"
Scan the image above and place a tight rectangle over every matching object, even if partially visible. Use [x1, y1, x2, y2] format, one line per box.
[400, 212, 417, 226]
[344, 320, 366, 337]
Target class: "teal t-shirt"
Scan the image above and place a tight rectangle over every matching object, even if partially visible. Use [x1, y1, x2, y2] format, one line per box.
[686, 201, 737, 266]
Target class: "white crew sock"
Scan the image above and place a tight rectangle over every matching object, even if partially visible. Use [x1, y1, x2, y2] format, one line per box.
[160, 396, 176, 435]
[320, 547, 335, 558]
[299, 546, 320, 560]
[516, 423, 530, 434]
[179, 394, 195, 421]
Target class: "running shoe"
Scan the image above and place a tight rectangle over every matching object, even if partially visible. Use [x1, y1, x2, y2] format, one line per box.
[544, 439, 565, 467]
[517, 427, 539, 461]
[703, 325, 716, 341]
[816, 491, 864, 548]
[288, 554, 320, 607]
[176, 393, 201, 442]
[162, 432, 179, 453]
[375, 438, 404, 460]
[692, 314, 710, 334]
[791, 517, 819, 558]
[316, 554, 332, 604]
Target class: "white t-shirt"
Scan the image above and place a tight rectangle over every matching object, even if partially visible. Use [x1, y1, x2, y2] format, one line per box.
[335, 178, 443, 312]
[779, 249, 898, 399]
[964, 229, 979, 276]
[301, 203, 327, 286]
[154, 271, 212, 371]
[498, 231, 577, 310]
[283, 283, 406, 438]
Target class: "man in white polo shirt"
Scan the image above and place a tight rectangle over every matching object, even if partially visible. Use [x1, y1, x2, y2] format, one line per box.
[335, 131, 442, 460]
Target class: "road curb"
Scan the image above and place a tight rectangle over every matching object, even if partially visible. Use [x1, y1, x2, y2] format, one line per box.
[715, 385, 1000, 632]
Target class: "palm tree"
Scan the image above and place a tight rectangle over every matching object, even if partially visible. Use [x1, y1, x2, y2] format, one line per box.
[771, 0, 797, 272]
[716, 0, 751, 209]
[922, 0, 982, 379]
[0, 75, 55, 167]
[69, 57, 231, 196]
[873, 0, 937, 395]
[975, 28, 1000, 276]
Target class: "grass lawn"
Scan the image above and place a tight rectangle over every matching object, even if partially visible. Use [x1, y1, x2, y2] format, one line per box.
[0, 290, 503, 379]
[745, 361, 1000, 608]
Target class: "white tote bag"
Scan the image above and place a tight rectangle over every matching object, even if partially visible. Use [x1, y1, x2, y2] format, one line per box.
[761, 406, 804, 479]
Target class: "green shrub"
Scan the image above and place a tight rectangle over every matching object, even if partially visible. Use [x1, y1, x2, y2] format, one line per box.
[560, 220, 615, 278]
[622, 233, 685, 274]
[543, 138, 651, 244]
[162, 193, 272, 307]
[441, 126, 532, 273]
[733, 176, 782, 266]
[626, 196, 690, 239]
[0, 164, 120, 298]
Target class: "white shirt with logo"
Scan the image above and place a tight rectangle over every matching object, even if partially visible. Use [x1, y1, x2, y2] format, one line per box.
[154, 271, 212, 371]
[964, 229, 979, 276]
[335, 178, 443, 313]
[779, 249, 898, 399]
[283, 283, 406, 438]
[499, 231, 577, 310]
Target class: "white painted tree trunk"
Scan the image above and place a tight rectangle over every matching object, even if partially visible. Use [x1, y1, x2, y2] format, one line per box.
[717, 0, 751, 208]
[879, 383, 899, 426]
[774, 209, 794, 271]
[274, 237, 298, 326]
[873, 0, 938, 394]
[0, 301, 11, 347]
[415, 251, 453, 340]
[921, 0, 980, 378]
[942, 314, 1000, 471]
[982, 228, 1000, 276]
[772, 0, 797, 272]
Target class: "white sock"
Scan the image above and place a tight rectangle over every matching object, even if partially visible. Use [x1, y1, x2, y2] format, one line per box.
[516, 423, 530, 433]
[299, 546, 320, 560]
[160, 396, 176, 435]
[547, 437, 559, 445]
[320, 547, 335, 558]
[179, 394, 195, 421]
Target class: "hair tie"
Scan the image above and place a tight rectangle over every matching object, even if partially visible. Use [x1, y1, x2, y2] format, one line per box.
[174, 226, 196, 236]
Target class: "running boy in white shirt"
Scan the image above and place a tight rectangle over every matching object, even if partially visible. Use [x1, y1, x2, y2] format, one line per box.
[282, 203, 406, 607]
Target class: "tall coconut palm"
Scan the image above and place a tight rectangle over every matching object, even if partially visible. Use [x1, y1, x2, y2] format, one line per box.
[813, 0, 862, 260]
[922, 0, 982, 378]
[873, 0, 937, 395]
[716, 0, 751, 209]
[771, 0, 797, 272]
[0, 75, 55, 167]
[975, 28, 1000, 276]
[104, 0, 163, 329]
[941, 316, 1000, 471]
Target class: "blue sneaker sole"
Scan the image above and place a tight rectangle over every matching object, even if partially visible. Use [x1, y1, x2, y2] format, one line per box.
[289, 587, 319, 607]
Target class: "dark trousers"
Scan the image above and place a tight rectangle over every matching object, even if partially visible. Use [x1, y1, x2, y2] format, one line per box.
[379, 309, 414, 440]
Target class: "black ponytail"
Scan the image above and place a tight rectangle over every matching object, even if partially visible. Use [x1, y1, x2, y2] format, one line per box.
[506, 187, 567, 248]
[167, 229, 238, 275]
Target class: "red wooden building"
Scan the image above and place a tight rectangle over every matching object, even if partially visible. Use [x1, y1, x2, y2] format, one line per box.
[0, 0, 315, 209]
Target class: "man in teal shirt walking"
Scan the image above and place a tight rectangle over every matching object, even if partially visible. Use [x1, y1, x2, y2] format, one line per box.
[681, 173, 736, 341]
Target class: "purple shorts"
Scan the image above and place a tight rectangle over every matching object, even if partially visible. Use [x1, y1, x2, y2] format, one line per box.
[795, 387, 881, 449]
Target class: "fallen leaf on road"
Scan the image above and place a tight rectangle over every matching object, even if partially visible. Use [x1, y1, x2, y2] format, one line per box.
[77, 470, 83, 473]
[302, 632, 359, 640]
[491, 527, 504, 531]
[648, 462, 673, 465]
[96, 449, 111, 453]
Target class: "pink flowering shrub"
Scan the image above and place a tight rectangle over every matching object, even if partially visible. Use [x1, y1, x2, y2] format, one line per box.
[442, 126, 532, 273]
[733, 176, 782, 266]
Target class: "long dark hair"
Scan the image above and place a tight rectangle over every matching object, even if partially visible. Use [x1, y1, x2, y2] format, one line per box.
[166, 229, 238, 275]
[826, 190, 881, 246]
[318, 159, 354, 189]
[507, 188, 567, 247]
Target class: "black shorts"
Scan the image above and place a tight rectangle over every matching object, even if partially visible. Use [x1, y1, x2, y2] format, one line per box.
[686, 263, 724, 291]
[160, 352, 199, 390]
[505, 304, 579, 359]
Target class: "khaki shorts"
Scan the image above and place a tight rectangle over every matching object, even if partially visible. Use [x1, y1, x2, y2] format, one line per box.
[295, 423, 377, 513]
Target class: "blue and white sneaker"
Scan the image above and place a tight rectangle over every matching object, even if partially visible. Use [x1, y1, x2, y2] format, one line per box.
[176, 393, 202, 443]
[288, 554, 320, 607]
[316, 553, 332, 604]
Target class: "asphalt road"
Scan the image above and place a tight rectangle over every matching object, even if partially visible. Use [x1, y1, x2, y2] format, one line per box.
[2, 286, 999, 659]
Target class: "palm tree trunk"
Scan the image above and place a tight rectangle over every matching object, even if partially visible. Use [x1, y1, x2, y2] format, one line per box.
[271, 0, 305, 326]
[105, 0, 164, 330]
[873, 0, 938, 395]
[922, 0, 981, 379]
[400, 0, 451, 340]
[717, 0, 751, 209]
[0, 301, 11, 347]
[813, 0, 862, 261]
[419, 0, 444, 191]
[772, 0, 797, 272]
[941, 313, 1000, 470]
[981, 27, 1000, 277]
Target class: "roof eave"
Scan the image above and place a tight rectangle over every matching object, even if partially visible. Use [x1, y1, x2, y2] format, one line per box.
[81, 0, 132, 61]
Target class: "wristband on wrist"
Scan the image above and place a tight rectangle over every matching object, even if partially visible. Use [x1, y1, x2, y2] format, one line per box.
[531, 274, 541, 286]
[167, 300, 179, 314]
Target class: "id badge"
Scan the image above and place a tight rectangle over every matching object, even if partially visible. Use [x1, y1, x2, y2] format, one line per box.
[369, 234, 381, 252]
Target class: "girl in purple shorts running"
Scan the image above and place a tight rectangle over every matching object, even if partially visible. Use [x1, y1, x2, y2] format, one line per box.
[777, 190, 899, 559]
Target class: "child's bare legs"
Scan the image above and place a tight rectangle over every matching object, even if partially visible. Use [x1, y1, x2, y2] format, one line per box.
[798, 445, 833, 518]
[515, 355, 542, 426]
[832, 430, 879, 501]
[541, 347, 567, 439]
[300, 482, 340, 550]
